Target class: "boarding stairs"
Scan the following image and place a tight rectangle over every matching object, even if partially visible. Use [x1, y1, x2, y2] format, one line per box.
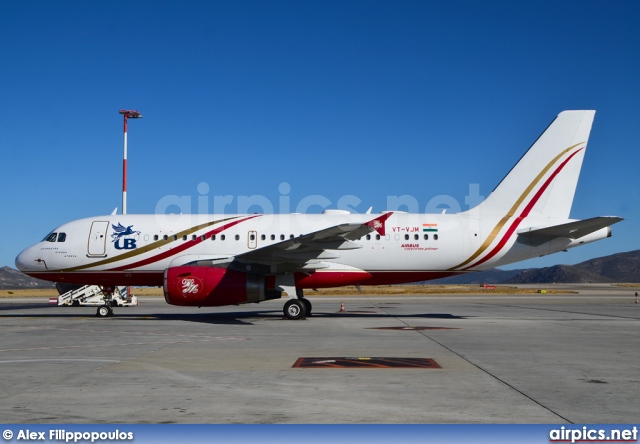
[51, 285, 138, 307]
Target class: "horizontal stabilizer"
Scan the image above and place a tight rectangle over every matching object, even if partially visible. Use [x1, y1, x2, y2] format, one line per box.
[518, 216, 623, 241]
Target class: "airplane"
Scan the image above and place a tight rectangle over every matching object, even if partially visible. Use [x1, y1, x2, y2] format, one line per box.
[15, 110, 622, 319]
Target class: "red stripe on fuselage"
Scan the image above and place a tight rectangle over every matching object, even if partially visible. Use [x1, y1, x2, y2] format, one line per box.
[463, 148, 584, 270]
[24, 271, 163, 287]
[26, 269, 468, 288]
[109, 215, 260, 271]
[295, 270, 467, 288]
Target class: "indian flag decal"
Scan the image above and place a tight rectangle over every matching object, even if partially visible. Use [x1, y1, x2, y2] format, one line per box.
[423, 223, 438, 233]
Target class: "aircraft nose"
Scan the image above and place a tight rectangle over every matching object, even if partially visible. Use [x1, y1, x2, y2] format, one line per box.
[15, 248, 29, 271]
[15, 246, 41, 272]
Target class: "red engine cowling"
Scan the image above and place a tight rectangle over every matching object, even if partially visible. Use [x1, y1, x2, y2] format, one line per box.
[163, 266, 281, 307]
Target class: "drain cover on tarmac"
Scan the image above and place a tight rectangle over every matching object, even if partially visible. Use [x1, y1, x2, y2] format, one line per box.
[293, 357, 441, 369]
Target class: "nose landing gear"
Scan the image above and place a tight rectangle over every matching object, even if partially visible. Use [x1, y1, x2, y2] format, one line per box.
[96, 305, 113, 317]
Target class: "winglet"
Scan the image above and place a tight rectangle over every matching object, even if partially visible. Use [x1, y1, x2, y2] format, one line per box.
[365, 212, 393, 236]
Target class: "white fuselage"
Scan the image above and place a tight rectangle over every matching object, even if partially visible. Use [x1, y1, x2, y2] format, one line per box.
[14, 211, 607, 288]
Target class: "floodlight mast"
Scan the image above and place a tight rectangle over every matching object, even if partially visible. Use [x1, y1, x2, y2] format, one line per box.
[118, 110, 142, 215]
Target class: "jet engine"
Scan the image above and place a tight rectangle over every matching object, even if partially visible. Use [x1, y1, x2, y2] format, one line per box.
[163, 266, 281, 307]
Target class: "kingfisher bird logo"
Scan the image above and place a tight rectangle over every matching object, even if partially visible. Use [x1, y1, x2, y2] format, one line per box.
[111, 223, 140, 250]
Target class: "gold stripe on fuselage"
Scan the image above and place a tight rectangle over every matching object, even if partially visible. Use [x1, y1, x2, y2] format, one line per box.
[61, 216, 239, 272]
[449, 142, 584, 270]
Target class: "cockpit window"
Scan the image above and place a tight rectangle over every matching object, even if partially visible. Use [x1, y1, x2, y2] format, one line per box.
[43, 232, 58, 242]
[57, 233, 66, 242]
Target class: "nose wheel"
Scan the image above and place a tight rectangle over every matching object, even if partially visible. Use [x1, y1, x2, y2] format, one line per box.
[96, 305, 113, 317]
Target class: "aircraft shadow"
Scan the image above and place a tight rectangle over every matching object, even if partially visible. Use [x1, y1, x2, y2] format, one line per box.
[0, 304, 257, 325]
[157, 311, 469, 326]
[0, 303, 468, 325]
[0, 303, 59, 312]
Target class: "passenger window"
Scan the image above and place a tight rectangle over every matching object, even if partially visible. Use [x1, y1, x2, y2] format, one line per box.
[221, 235, 225, 241]
[192, 235, 197, 241]
[261, 234, 265, 241]
[250, 234, 256, 241]
[182, 235, 187, 241]
[424, 234, 429, 240]
[173, 235, 178, 241]
[154, 235, 159, 241]
[434, 234, 439, 240]
[163, 235, 168, 241]
[414, 234, 419, 240]
[290, 234, 294, 239]
[57, 233, 66, 242]
[202, 235, 207, 240]
[366, 234, 371, 240]
[211, 235, 216, 241]
[280, 234, 285, 240]
[376, 234, 380, 240]
[271, 234, 275, 241]
[404, 234, 409, 240]
[235, 234, 240, 241]
[44, 233, 57, 242]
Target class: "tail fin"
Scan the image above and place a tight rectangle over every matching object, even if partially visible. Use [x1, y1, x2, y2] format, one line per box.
[473, 110, 595, 220]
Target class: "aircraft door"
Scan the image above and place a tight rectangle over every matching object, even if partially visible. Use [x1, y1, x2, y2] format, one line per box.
[88, 221, 109, 257]
[248, 231, 257, 249]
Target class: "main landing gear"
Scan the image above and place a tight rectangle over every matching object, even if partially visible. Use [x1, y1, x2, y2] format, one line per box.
[283, 297, 312, 320]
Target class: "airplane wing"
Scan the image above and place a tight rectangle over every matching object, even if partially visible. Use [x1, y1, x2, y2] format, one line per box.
[197, 212, 393, 275]
[517, 216, 623, 244]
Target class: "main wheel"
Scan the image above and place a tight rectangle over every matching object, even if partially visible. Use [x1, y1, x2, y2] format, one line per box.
[96, 305, 113, 317]
[300, 298, 312, 317]
[283, 299, 306, 320]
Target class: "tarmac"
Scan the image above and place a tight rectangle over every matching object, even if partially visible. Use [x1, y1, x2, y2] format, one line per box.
[0, 284, 638, 424]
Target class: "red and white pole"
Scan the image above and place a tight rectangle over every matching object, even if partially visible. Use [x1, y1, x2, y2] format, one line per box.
[118, 110, 142, 215]
[122, 114, 129, 215]
[118, 110, 141, 302]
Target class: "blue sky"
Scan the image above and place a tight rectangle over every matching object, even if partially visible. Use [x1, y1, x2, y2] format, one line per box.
[1, 1, 638, 270]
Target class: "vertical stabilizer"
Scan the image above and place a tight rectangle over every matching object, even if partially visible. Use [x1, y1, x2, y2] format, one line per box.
[473, 110, 595, 220]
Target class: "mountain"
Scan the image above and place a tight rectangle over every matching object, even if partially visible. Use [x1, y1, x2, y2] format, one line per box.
[425, 250, 640, 285]
[503, 250, 640, 284]
[569, 250, 640, 282]
[503, 264, 614, 284]
[0, 266, 55, 290]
